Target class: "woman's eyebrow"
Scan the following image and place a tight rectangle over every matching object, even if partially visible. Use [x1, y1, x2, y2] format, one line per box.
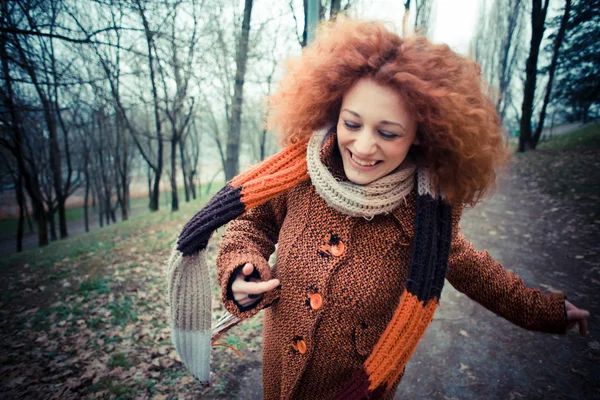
[381, 120, 407, 132]
[341, 108, 407, 133]
[341, 108, 360, 118]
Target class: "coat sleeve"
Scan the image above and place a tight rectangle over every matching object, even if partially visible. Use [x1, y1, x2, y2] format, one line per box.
[216, 191, 287, 320]
[445, 206, 568, 335]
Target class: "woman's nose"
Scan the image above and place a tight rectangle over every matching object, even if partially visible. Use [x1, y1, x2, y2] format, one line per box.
[353, 130, 377, 155]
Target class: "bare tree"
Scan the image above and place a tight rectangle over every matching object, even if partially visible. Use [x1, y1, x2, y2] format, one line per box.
[1, 0, 83, 239]
[225, 0, 254, 180]
[155, 1, 202, 210]
[0, 19, 49, 247]
[414, 0, 435, 37]
[290, 1, 353, 48]
[518, 0, 550, 152]
[533, 0, 572, 145]
[403, 0, 411, 37]
[472, 0, 526, 124]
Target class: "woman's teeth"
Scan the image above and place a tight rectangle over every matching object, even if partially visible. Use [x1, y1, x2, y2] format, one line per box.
[351, 152, 378, 166]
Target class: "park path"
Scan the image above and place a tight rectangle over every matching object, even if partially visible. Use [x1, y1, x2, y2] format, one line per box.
[229, 161, 600, 399]
[393, 163, 599, 399]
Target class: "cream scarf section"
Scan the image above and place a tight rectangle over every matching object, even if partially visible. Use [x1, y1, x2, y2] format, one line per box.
[307, 128, 417, 219]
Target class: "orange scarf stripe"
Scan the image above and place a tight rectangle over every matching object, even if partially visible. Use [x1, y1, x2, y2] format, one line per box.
[231, 140, 308, 187]
[382, 299, 438, 389]
[240, 162, 309, 209]
[365, 292, 438, 391]
[365, 291, 417, 373]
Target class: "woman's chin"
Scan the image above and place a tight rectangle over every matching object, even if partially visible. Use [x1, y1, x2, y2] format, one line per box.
[344, 167, 381, 185]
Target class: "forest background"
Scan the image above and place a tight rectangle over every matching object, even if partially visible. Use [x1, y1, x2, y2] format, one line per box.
[0, 0, 597, 253]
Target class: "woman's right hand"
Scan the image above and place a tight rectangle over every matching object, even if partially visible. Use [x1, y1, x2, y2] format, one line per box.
[231, 263, 280, 308]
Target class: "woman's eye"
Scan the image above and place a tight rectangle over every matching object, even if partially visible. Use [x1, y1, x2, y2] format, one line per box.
[343, 121, 360, 130]
[379, 131, 399, 139]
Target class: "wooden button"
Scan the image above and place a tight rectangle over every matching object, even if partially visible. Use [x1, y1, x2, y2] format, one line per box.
[296, 339, 307, 354]
[330, 241, 345, 257]
[309, 293, 323, 310]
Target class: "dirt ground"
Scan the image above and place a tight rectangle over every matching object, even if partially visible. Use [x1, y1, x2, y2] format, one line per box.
[394, 163, 600, 400]
[225, 161, 600, 399]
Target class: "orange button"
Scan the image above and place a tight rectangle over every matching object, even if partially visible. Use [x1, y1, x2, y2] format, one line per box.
[309, 293, 323, 310]
[296, 339, 307, 354]
[330, 241, 345, 257]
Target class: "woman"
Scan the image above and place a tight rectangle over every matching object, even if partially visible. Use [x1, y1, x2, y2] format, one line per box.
[167, 18, 590, 400]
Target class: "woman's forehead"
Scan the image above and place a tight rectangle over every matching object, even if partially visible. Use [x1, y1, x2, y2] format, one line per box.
[341, 78, 412, 125]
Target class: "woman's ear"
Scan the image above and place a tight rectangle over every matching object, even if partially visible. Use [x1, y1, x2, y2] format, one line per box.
[413, 137, 420, 145]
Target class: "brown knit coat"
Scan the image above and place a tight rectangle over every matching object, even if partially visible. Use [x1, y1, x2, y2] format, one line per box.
[215, 142, 568, 400]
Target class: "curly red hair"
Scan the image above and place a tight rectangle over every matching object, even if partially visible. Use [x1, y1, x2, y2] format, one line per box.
[267, 18, 509, 207]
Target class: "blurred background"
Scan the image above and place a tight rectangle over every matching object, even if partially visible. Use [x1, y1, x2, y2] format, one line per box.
[0, 1, 598, 399]
[0, 0, 597, 254]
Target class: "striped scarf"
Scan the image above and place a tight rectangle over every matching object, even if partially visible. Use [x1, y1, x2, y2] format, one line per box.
[166, 127, 453, 399]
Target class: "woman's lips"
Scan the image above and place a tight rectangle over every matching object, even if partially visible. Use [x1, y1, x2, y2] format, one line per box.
[347, 149, 381, 170]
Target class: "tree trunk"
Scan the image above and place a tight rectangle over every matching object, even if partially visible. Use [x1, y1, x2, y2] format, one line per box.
[403, 0, 411, 37]
[105, 192, 111, 226]
[533, 0, 572, 147]
[496, 0, 522, 118]
[116, 113, 129, 221]
[225, 0, 253, 181]
[25, 203, 33, 233]
[98, 193, 104, 228]
[16, 174, 24, 252]
[147, 164, 153, 207]
[110, 204, 117, 224]
[170, 138, 179, 211]
[189, 173, 197, 200]
[49, 207, 57, 241]
[122, 170, 129, 220]
[137, 0, 164, 211]
[331, 0, 341, 19]
[179, 138, 190, 202]
[0, 31, 48, 247]
[84, 164, 90, 233]
[518, 0, 550, 152]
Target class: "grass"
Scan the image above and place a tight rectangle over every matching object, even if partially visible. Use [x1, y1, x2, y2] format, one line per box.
[90, 376, 137, 399]
[0, 178, 249, 399]
[0, 184, 221, 272]
[109, 352, 132, 369]
[512, 123, 600, 218]
[0, 184, 222, 243]
[537, 123, 600, 151]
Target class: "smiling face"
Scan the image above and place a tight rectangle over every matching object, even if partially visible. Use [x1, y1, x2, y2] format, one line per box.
[336, 78, 419, 185]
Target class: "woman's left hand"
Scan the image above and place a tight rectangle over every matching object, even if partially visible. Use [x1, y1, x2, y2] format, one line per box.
[565, 300, 590, 336]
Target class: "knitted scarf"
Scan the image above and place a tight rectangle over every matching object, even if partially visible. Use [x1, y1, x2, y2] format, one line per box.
[166, 127, 453, 399]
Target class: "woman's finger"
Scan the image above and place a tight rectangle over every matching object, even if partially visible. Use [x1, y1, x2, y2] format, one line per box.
[234, 278, 281, 295]
[579, 318, 588, 336]
[567, 308, 590, 322]
[241, 263, 255, 279]
[233, 289, 263, 302]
